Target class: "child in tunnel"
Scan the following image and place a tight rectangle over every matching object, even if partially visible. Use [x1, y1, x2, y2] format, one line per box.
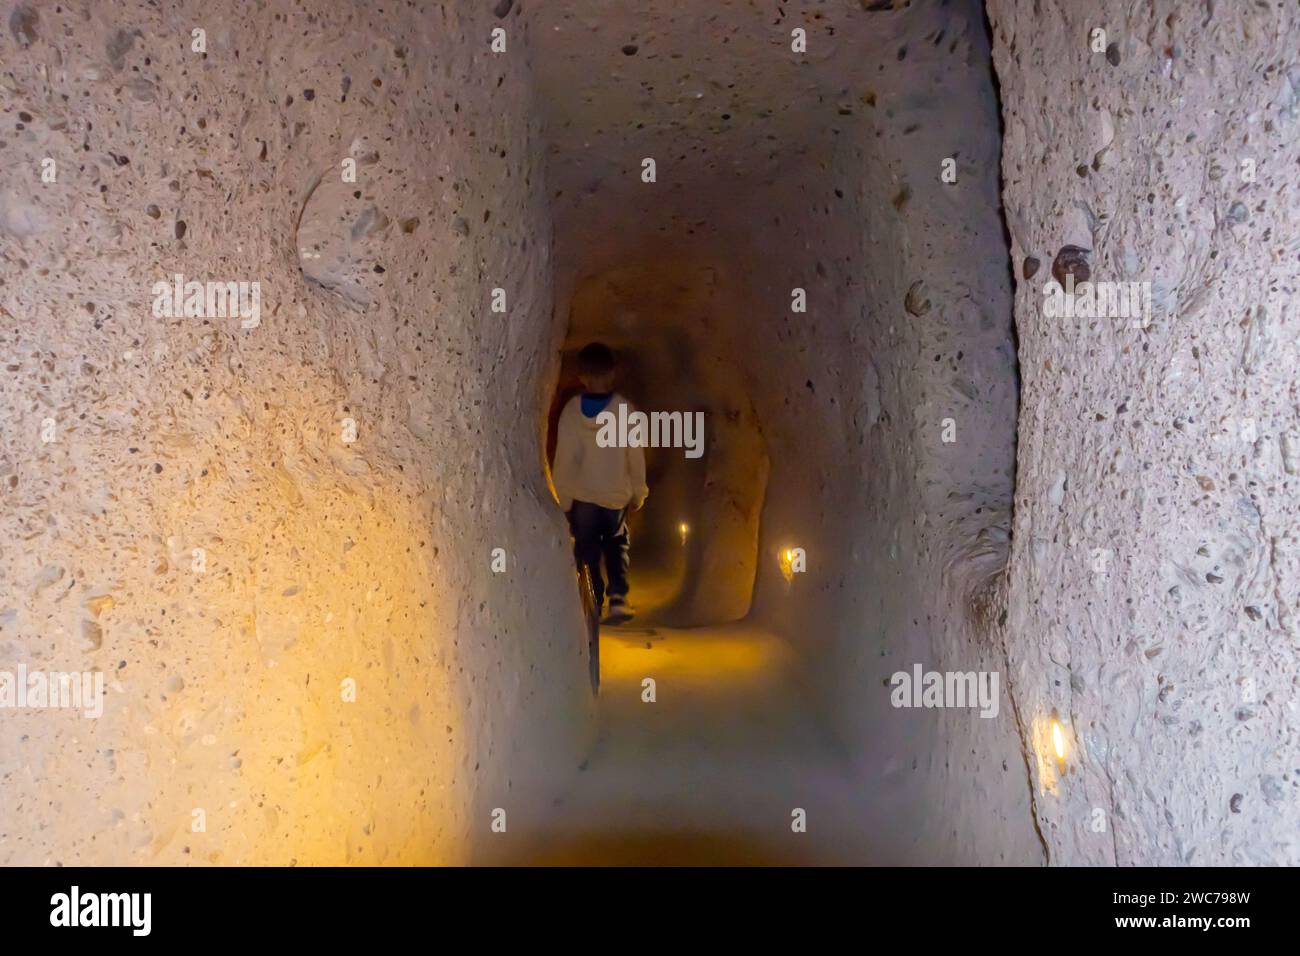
[553, 342, 648, 624]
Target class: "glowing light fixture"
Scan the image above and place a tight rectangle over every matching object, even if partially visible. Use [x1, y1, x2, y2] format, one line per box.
[678, 522, 689, 545]
[1051, 719, 1067, 760]
[1032, 713, 1072, 795]
[779, 546, 804, 583]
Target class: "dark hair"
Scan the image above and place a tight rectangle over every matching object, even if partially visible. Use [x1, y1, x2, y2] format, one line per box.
[577, 342, 615, 377]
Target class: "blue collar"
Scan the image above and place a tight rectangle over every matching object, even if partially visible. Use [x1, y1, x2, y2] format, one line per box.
[580, 392, 613, 418]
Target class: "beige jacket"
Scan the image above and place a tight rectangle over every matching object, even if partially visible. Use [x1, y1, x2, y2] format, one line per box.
[552, 393, 648, 511]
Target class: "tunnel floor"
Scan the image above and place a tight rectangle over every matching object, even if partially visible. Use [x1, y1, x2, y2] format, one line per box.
[498, 576, 886, 865]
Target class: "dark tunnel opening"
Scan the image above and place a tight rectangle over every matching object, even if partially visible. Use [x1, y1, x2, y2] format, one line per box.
[545, 261, 770, 628]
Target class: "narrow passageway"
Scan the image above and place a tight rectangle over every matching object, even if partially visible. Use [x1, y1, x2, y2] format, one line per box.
[3, 0, 1298, 873]
[504, 576, 880, 865]
[520, 0, 1031, 864]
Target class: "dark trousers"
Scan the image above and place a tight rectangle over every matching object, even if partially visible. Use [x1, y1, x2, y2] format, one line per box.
[567, 501, 629, 608]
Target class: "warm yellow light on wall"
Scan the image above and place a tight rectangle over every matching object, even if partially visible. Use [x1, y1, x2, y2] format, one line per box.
[778, 545, 804, 583]
[1031, 712, 1072, 796]
[1051, 719, 1067, 760]
[678, 522, 689, 545]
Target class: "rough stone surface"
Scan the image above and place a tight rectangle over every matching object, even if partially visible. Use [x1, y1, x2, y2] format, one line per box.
[990, 0, 1300, 864]
[0, 0, 589, 865]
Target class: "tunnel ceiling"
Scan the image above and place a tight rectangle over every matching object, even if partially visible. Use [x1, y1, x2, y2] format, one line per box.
[531, 0, 928, 262]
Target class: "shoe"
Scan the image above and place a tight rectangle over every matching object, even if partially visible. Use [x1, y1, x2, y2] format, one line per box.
[602, 596, 633, 624]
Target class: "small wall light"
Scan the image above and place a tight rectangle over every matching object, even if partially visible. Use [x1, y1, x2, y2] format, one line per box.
[1051, 718, 1067, 761]
[779, 546, 805, 583]
[1049, 710, 1072, 780]
[678, 522, 689, 545]
[1032, 711, 1073, 795]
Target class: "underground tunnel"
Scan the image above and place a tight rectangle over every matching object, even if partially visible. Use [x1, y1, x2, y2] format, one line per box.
[1, 0, 1298, 878]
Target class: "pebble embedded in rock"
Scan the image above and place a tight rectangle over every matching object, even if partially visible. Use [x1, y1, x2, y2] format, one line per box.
[80, 619, 103, 652]
[106, 29, 135, 71]
[904, 280, 931, 315]
[8, 3, 38, 47]
[1050, 245, 1090, 285]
